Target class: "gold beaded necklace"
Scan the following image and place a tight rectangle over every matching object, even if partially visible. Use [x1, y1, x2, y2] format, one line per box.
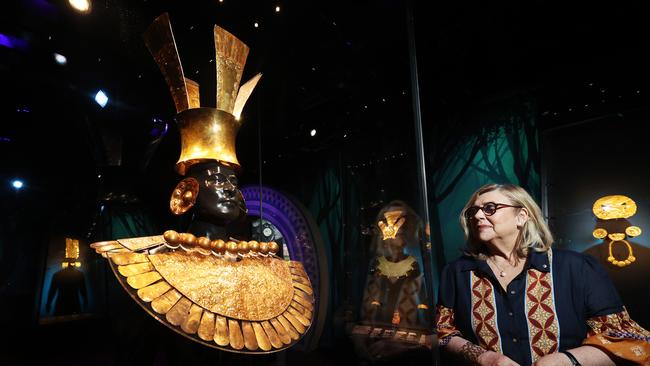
[607, 239, 636, 267]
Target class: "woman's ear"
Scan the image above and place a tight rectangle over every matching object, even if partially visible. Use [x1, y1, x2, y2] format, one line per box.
[517, 208, 529, 227]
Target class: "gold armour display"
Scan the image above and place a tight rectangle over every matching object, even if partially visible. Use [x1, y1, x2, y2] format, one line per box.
[592, 195, 643, 268]
[89, 13, 314, 353]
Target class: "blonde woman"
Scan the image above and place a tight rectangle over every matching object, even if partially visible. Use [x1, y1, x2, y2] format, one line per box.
[435, 184, 649, 366]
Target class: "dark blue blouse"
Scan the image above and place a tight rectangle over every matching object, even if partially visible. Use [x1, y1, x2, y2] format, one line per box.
[437, 248, 624, 366]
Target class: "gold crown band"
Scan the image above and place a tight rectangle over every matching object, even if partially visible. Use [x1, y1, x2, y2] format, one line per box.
[144, 13, 261, 172]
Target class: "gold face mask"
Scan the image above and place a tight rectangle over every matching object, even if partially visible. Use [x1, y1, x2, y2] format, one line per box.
[378, 210, 406, 240]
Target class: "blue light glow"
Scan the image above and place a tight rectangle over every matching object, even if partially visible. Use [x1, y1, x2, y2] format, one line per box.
[54, 53, 67, 65]
[94, 90, 108, 108]
[12, 180, 24, 189]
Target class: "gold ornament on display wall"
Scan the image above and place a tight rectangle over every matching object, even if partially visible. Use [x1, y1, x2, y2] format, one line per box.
[592, 195, 643, 268]
[63, 237, 81, 268]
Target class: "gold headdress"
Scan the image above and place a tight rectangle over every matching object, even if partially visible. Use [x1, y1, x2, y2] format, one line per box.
[144, 13, 262, 175]
[378, 210, 406, 240]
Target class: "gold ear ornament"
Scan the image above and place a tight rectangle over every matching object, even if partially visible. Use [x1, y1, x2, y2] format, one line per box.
[169, 178, 199, 215]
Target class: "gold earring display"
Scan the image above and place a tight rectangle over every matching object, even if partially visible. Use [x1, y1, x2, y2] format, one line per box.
[607, 239, 636, 267]
[626, 226, 642, 237]
[170, 178, 199, 215]
[593, 228, 608, 239]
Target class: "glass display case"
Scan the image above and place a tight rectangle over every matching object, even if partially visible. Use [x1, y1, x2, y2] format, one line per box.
[1, 0, 446, 361]
[11, 0, 650, 365]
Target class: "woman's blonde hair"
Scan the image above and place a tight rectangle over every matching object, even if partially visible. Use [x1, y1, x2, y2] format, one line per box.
[460, 183, 553, 259]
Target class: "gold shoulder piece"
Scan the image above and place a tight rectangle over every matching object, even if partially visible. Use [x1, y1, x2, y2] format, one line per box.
[98, 243, 315, 353]
[117, 235, 166, 251]
[126, 271, 162, 289]
[137, 281, 171, 302]
[118, 262, 154, 277]
[109, 252, 149, 265]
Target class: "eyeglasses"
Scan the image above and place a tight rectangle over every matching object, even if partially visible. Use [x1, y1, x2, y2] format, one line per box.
[464, 202, 522, 219]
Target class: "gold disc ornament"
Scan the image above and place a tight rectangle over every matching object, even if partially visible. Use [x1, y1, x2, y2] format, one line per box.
[170, 178, 199, 215]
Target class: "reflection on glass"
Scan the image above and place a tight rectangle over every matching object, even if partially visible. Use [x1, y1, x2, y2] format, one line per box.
[46, 262, 87, 316]
[361, 200, 431, 329]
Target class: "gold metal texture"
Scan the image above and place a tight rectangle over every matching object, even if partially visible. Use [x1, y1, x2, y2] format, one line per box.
[228, 319, 245, 350]
[214, 26, 249, 114]
[233, 73, 262, 119]
[241, 321, 259, 351]
[101, 241, 314, 353]
[376, 255, 417, 279]
[148, 252, 294, 320]
[197, 311, 215, 341]
[174, 108, 241, 174]
[593, 228, 608, 239]
[252, 321, 272, 351]
[593, 195, 638, 220]
[118, 262, 154, 277]
[137, 281, 172, 302]
[117, 235, 166, 251]
[143, 13, 190, 113]
[626, 226, 642, 237]
[379, 210, 406, 240]
[170, 178, 199, 215]
[185, 78, 200, 108]
[108, 252, 149, 265]
[126, 271, 162, 289]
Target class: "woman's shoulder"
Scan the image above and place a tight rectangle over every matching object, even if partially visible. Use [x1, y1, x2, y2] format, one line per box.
[443, 254, 478, 273]
[550, 247, 602, 268]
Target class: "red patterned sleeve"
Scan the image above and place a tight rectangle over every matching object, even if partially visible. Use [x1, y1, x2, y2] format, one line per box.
[583, 308, 650, 365]
[435, 304, 462, 346]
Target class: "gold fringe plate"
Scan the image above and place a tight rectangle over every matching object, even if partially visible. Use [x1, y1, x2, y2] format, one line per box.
[101, 248, 314, 353]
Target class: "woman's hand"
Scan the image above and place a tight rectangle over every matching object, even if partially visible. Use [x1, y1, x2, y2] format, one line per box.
[532, 353, 572, 366]
[477, 351, 521, 366]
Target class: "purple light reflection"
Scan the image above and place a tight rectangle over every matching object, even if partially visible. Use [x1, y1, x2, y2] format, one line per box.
[0, 33, 29, 50]
[0, 34, 12, 48]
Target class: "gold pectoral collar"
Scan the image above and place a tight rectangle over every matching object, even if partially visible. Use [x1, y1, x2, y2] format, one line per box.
[103, 250, 314, 353]
[376, 255, 416, 279]
[148, 252, 294, 320]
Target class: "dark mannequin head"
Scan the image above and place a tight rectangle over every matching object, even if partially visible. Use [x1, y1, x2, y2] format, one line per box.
[187, 161, 247, 227]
